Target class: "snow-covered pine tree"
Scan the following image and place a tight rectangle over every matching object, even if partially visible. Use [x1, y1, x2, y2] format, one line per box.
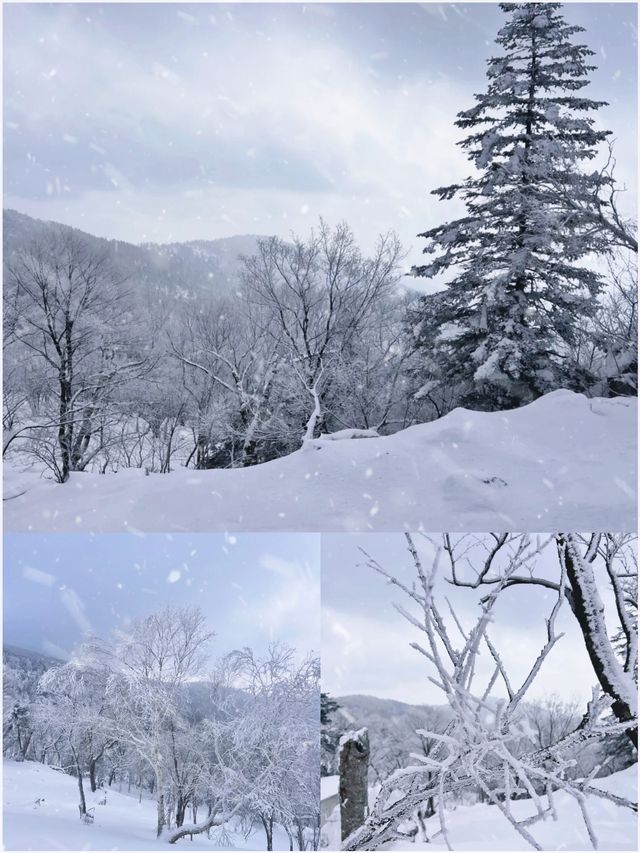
[411, 2, 613, 410]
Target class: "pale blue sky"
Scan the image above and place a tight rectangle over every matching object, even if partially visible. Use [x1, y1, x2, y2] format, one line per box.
[3, 2, 637, 265]
[4, 532, 320, 661]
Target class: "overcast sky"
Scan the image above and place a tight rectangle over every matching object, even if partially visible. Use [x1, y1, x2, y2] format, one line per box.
[4, 532, 320, 662]
[3, 2, 637, 267]
[322, 533, 629, 707]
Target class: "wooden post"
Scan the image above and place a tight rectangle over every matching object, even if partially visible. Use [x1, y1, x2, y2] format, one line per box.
[339, 728, 369, 842]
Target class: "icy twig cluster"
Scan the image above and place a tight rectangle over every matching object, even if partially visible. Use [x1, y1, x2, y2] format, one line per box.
[344, 533, 637, 851]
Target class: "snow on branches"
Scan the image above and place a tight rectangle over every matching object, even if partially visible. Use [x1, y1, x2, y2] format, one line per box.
[344, 533, 638, 851]
[410, 3, 621, 410]
[20, 608, 320, 850]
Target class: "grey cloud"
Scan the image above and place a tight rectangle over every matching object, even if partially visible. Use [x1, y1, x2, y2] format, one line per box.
[4, 117, 335, 199]
[3, 3, 636, 253]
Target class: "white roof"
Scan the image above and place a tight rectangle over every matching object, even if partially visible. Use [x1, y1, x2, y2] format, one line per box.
[321, 775, 339, 800]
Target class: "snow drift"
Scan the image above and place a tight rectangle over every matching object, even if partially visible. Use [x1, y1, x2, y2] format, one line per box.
[320, 766, 638, 851]
[4, 391, 636, 532]
[3, 759, 289, 851]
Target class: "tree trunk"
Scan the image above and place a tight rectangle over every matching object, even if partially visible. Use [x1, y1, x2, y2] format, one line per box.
[296, 818, 305, 851]
[175, 794, 188, 828]
[285, 826, 294, 851]
[58, 324, 75, 483]
[558, 535, 637, 748]
[58, 371, 72, 483]
[167, 810, 224, 844]
[156, 770, 166, 839]
[268, 815, 274, 852]
[89, 758, 98, 792]
[18, 728, 33, 761]
[339, 728, 370, 842]
[157, 793, 165, 837]
[260, 813, 274, 851]
[302, 385, 322, 443]
[71, 405, 94, 469]
[76, 763, 87, 817]
[241, 437, 258, 467]
[194, 433, 208, 469]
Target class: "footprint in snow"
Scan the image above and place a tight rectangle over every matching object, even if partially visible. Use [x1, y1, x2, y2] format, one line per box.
[481, 476, 508, 487]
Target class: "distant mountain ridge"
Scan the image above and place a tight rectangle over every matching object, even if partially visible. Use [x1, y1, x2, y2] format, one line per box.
[325, 694, 452, 780]
[3, 208, 263, 300]
[3, 645, 63, 708]
[3, 643, 63, 666]
[337, 693, 442, 714]
[2, 643, 251, 725]
[335, 693, 450, 729]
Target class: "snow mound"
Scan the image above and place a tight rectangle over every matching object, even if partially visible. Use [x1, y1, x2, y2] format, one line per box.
[2, 759, 288, 850]
[383, 765, 638, 851]
[315, 428, 380, 441]
[320, 766, 638, 851]
[4, 391, 636, 532]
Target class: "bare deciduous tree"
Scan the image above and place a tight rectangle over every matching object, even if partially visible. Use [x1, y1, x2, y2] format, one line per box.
[4, 229, 145, 481]
[89, 605, 216, 838]
[544, 142, 638, 255]
[441, 533, 637, 748]
[344, 533, 637, 851]
[242, 220, 403, 442]
[170, 299, 280, 467]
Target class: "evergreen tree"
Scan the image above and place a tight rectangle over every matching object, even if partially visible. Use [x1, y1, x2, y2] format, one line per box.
[320, 692, 340, 725]
[320, 692, 342, 776]
[410, 3, 613, 410]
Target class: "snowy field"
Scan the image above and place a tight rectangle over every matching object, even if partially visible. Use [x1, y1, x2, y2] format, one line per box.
[2, 760, 289, 851]
[4, 391, 636, 532]
[321, 766, 638, 851]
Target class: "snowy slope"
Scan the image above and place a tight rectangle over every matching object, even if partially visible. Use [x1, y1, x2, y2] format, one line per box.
[2, 760, 288, 851]
[321, 766, 638, 851]
[4, 391, 636, 532]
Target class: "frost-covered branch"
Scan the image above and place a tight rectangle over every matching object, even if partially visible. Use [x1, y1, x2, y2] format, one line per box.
[345, 533, 637, 851]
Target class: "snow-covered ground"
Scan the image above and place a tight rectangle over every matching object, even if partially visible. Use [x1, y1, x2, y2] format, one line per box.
[2, 760, 288, 851]
[321, 775, 340, 826]
[4, 391, 636, 532]
[321, 766, 638, 851]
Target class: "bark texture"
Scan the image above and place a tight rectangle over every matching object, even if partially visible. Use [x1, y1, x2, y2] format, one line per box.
[339, 728, 370, 842]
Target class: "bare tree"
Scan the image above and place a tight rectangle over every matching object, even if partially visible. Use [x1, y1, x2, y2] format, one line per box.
[34, 660, 113, 819]
[526, 695, 582, 752]
[441, 533, 637, 748]
[4, 229, 145, 481]
[593, 251, 637, 395]
[344, 534, 637, 851]
[170, 298, 280, 467]
[89, 605, 216, 838]
[544, 142, 637, 255]
[216, 644, 321, 850]
[242, 220, 403, 442]
[568, 247, 637, 397]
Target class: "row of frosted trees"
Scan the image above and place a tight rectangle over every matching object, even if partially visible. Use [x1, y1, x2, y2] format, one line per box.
[3, 223, 414, 480]
[3, 4, 637, 482]
[3, 606, 320, 850]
